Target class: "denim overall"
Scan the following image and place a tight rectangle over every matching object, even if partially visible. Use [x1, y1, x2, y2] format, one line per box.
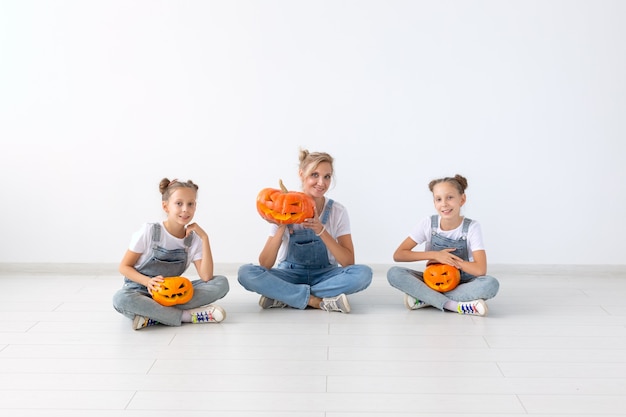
[428, 215, 475, 282]
[281, 200, 335, 269]
[386, 215, 500, 310]
[124, 223, 192, 284]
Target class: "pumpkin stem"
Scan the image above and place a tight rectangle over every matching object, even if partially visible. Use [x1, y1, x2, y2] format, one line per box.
[279, 179, 289, 193]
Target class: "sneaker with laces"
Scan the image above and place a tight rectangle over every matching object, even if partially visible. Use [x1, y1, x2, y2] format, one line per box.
[404, 294, 429, 310]
[457, 299, 488, 316]
[319, 293, 351, 313]
[188, 304, 226, 323]
[133, 315, 158, 330]
[259, 295, 288, 309]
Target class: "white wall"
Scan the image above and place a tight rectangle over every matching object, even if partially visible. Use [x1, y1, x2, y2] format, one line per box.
[1, 0, 624, 265]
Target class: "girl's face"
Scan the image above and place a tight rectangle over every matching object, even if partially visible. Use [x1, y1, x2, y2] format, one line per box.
[300, 161, 332, 198]
[432, 181, 466, 219]
[162, 187, 197, 226]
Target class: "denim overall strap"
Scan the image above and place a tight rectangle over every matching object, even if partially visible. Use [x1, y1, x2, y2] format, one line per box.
[460, 217, 472, 240]
[320, 199, 334, 225]
[131, 223, 190, 281]
[183, 233, 193, 248]
[283, 199, 335, 269]
[430, 214, 438, 235]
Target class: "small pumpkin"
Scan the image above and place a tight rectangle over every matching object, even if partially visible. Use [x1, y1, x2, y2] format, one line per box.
[256, 179, 315, 224]
[423, 264, 461, 292]
[152, 276, 194, 306]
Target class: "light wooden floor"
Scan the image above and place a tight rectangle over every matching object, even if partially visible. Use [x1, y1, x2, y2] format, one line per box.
[1, 263, 625, 416]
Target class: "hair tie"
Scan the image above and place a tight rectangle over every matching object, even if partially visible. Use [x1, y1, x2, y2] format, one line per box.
[168, 179, 178, 187]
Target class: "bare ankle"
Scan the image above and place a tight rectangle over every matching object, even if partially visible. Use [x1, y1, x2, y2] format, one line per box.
[308, 296, 322, 309]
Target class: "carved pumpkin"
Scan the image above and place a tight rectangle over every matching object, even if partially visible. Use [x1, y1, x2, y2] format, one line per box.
[152, 276, 194, 306]
[423, 264, 461, 292]
[256, 179, 315, 224]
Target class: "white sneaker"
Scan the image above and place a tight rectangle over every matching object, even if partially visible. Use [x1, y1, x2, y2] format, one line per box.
[259, 295, 288, 309]
[188, 304, 226, 323]
[320, 294, 351, 313]
[457, 299, 488, 316]
[404, 294, 429, 310]
[132, 315, 158, 330]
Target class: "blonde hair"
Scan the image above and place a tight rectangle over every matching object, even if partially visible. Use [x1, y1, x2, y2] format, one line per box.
[158, 178, 199, 201]
[298, 149, 334, 178]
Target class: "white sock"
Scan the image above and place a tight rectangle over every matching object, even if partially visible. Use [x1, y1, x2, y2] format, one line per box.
[181, 310, 192, 322]
[443, 301, 459, 312]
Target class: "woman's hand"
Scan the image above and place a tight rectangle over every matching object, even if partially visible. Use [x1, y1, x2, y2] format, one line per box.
[303, 217, 325, 236]
[302, 207, 325, 236]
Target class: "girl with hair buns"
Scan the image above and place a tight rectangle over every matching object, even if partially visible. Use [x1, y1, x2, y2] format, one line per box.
[238, 149, 372, 313]
[387, 174, 499, 316]
[113, 178, 229, 330]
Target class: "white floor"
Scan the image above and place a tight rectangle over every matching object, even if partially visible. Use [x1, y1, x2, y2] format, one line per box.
[1, 263, 626, 416]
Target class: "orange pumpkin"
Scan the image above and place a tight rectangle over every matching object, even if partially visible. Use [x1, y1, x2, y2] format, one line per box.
[152, 276, 194, 306]
[256, 179, 315, 224]
[423, 264, 461, 292]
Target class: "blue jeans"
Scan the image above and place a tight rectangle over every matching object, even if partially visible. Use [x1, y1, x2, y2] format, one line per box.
[238, 263, 372, 309]
[112, 276, 230, 326]
[387, 266, 499, 311]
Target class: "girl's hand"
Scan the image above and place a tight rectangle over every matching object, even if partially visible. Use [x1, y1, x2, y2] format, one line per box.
[186, 222, 207, 240]
[146, 275, 165, 296]
[433, 248, 463, 268]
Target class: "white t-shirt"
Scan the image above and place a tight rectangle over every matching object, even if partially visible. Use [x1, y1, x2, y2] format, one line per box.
[409, 215, 485, 262]
[128, 222, 203, 270]
[269, 198, 351, 265]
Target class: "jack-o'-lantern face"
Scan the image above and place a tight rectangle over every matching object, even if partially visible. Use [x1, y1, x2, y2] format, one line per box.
[423, 264, 461, 292]
[257, 180, 315, 225]
[152, 276, 194, 306]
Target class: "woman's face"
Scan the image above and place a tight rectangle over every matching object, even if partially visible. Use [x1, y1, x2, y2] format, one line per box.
[301, 161, 332, 198]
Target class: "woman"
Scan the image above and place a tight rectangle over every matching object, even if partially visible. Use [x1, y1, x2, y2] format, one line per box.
[238, 149, 372, 313]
